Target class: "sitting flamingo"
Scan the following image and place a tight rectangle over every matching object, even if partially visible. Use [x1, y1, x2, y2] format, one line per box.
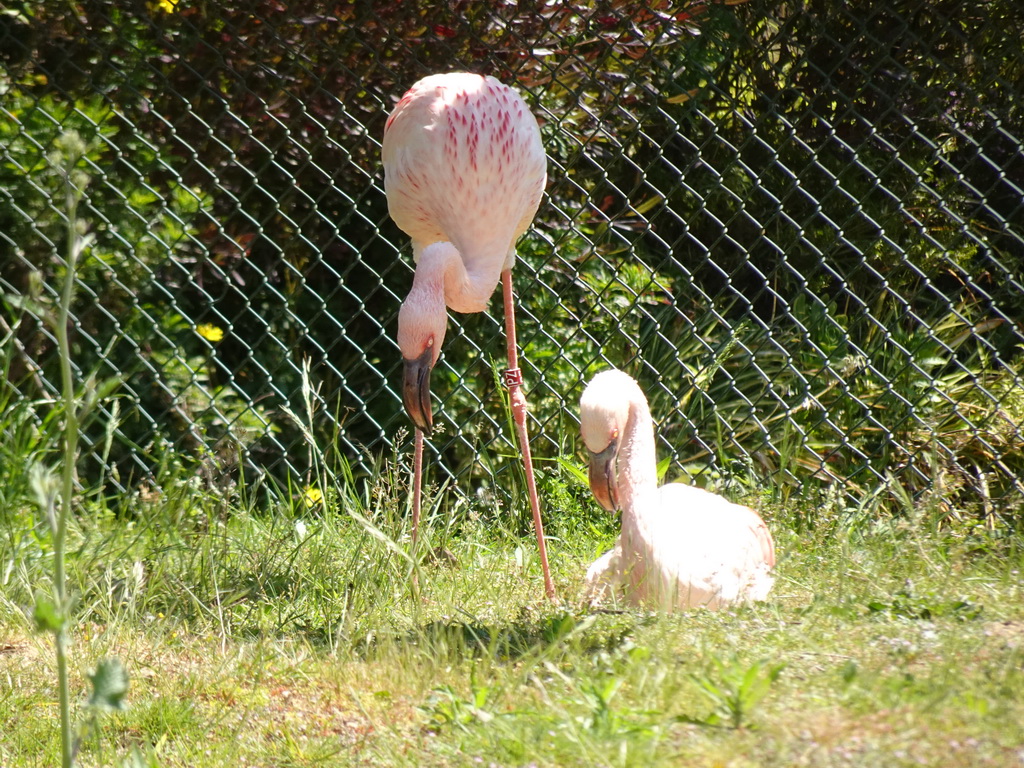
[579, 369, 776, 610]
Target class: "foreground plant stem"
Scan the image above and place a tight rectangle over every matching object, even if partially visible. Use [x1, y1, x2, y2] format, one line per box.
[54, 153, 83, 768]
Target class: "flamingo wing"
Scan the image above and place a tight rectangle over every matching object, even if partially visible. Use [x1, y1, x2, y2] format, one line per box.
[635, 484, 775, 608]
[382, 73, 547, 275]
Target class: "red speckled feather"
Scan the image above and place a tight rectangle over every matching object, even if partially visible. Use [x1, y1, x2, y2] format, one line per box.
[382, 73, 546, 284]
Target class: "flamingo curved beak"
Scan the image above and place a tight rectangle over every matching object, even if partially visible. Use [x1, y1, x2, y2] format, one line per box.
[402, 346, 434, 435]
[587, 438, 620, 512]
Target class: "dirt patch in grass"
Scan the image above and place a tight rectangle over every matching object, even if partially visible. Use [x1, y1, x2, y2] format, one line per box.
[788, 706, 1014, 767]
[984, 620, 1024, 647]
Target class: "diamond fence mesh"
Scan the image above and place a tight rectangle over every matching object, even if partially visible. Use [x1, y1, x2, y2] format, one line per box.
[2, 0, 1023, 522]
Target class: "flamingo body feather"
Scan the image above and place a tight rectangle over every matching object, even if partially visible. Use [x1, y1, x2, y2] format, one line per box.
[383, 72, 546, 313]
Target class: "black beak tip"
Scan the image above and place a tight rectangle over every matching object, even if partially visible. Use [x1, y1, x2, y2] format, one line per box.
[403, 351, 434, 436]
[412, 409, 433, 436]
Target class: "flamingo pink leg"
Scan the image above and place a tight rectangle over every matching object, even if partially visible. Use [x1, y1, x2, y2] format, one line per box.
[411, 427, 424, 548]
[410, 427, 424, 588]
[501, 268, 556, 599]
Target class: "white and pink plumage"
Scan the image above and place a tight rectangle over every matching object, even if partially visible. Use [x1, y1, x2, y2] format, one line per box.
[382, 72, 554, 598]
[580, 369, 776, 611]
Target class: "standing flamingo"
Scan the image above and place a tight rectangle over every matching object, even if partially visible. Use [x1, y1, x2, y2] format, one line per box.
[579, 369, 775, 610]
[382, 72, 554, 598]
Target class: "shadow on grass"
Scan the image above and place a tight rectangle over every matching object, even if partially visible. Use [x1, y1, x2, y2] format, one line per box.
[289, 607, 659, 663]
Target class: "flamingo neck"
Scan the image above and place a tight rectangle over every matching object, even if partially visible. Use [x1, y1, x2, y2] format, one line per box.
[617, 394, 659, 519]
[412, 241, 499, 314]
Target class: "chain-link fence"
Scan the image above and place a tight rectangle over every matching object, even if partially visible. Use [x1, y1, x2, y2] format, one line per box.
[2, 0, 1023, 521]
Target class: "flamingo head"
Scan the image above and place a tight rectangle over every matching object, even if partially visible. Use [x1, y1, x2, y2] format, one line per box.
[397, 281, 448, 435]
[580, 370, 636, 512]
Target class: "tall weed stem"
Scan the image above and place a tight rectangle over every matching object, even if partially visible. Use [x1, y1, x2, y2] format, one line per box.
[51, 131, 88, 768]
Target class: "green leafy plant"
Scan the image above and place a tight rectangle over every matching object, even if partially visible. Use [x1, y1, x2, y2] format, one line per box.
[689, 655, 785, 730]
[575, 675, 659, 737]
[866, 583, 983, 621]
[419, 677, 496, 732]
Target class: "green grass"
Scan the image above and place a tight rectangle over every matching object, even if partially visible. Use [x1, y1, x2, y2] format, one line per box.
[1, 459, 1023, 767]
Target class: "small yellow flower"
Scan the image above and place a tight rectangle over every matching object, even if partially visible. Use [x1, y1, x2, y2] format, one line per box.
[196, 323, 224, 342]
[303, 486, 324, 508]
[154, 0, 179, 12]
